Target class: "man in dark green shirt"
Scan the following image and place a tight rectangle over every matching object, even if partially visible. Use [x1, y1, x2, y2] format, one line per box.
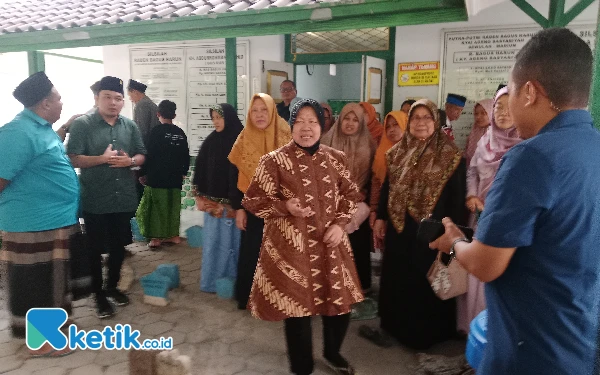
[68, 76, 146, 319]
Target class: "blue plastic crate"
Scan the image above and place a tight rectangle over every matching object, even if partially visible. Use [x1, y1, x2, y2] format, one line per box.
[186, 225, 203, 248]
[156, 264, 180, 289]
[140, 271, 170, 299]
[466, 310, 488, 370]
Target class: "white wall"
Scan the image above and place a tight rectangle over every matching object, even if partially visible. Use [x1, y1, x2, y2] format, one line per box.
[393, 0, 599, 109]
[296, 64, 337, 102]
[0, 52, 28, 126]
[246, 35, 285, 91]
[103, 43, 134, 118]
[338, 64, 361, 100]
[296, 63, 361, 102]
[45, 49, 104, 127]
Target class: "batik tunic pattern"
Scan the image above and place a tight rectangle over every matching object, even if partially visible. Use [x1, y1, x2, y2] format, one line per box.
[242, 142, 364, 321]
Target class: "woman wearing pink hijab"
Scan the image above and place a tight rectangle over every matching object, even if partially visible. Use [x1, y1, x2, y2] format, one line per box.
[463, 98, 493, 167]
[458, 86, 522, 334]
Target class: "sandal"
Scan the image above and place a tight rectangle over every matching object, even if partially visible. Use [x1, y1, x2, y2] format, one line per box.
[358, 325, 395, 348]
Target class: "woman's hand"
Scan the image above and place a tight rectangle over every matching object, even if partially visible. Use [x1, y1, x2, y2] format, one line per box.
[235, 209, 247, 231]
[285, 198, 312, 218]
[369, 212, 377, 229]
[374, 219, 386, 242]
[323, 224, 344, 248]
[466, 196, 484, 213]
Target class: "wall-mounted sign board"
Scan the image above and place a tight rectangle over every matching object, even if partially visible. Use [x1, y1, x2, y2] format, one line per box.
[398, 61, 439, 86]
[130, 41, 250, 156]
[440, 25, 595, 149]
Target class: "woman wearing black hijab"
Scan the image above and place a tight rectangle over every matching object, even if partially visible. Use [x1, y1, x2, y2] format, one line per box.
[193, 103, 244, 292]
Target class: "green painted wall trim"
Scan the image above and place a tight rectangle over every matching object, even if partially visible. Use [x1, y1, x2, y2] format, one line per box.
[548, 0, 566, 27]
[591, 6, 600, 130]
[0, 2, 467, 53]
[562, 0, 597, 26]
[42, 51, 103, 64]
[512, 0, 595, 28]
[511, 0, 550, 28]
[384, 26, 396, 115]
[27, 51, 45, 75]
[225, 38, 238, 110]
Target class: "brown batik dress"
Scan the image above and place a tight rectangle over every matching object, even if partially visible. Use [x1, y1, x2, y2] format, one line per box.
[242, 141, 364, 321]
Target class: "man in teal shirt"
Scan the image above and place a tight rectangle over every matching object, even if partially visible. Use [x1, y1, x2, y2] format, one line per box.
[68, 76, 146, 319]
[0, 72, 79, 357]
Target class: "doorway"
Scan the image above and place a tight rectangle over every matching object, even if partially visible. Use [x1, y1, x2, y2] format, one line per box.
[295, 63, 361, 104]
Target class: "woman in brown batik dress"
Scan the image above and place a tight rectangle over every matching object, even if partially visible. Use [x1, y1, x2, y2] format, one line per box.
[243, 99, 363, 375]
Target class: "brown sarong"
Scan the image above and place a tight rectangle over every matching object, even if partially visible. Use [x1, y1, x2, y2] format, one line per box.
[0, 225, 76, 338]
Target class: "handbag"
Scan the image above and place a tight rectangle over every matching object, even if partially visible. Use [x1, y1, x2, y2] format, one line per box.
[427, 251, 468, 300]
[69, 224, 93, 301]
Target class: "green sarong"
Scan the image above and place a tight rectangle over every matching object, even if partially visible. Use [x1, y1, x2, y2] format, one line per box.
[136, 187, 181, 239]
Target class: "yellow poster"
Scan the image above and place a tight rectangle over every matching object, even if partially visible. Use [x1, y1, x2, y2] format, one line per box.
[398, 61, 440, 86]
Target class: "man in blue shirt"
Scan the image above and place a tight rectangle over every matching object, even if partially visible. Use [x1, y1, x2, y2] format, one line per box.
[431, 28, 600, 374]
[0, 72, 79, 357]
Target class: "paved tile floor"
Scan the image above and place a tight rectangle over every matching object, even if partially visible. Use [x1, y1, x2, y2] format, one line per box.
[0, 241, 464, 374]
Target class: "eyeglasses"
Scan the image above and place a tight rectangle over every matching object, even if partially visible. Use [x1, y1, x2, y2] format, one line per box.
[411, 115, 434, 122]
[280, 87, 295, 93]
[494, 106, 509, 115]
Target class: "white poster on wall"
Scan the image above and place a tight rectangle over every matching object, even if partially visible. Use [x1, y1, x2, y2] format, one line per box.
[130, 48, 186, 131]
[187, 46, 228, 155]
[186, 43, 248, 155]
[440, 24, 596, 149]
[129, 42, 249, 155]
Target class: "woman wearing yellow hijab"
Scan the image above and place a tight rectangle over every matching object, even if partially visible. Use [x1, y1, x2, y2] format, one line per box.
[369, 111, 408, 236]
[228, 93, 292, 310]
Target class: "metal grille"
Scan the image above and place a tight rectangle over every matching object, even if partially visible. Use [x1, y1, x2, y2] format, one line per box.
[291, 28, 389, 54]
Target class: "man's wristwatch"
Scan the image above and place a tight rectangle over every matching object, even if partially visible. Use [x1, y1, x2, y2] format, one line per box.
[61, 125, 69, 133]
[131, 157, 136, 166]
[449, 237, 470, 260]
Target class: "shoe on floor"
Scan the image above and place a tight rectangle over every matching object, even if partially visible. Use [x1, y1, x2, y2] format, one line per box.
[95, 293, 115, 319]
[324, 355, 356, 375]
[106, 289, 129, 306]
